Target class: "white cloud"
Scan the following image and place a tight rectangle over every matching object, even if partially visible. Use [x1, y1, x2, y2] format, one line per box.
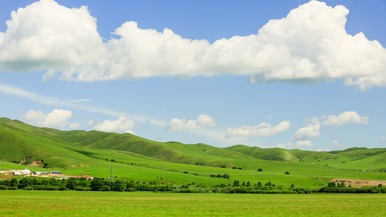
[226, 120, 290, 138]
[1, 1, 386, 89]
[321, 111, 368, 126]
[331, 139, 344, 149]
[23, 109, 73, 128]
[275, 142, 293, 149]
[0, 0, 105, 79]
[69, 122, 81, 129]
[92, 116, 135, 134]
[168, 114, 215, 132]
[294, 121, 321, 140]
[0, 82, 167, 128]
[295, 140, 313, 148]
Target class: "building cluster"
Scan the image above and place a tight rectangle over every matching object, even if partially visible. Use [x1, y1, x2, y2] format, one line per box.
[0, 168, 93, 180]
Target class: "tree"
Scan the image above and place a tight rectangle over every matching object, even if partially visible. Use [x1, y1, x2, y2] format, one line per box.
[18, 177, 32, 189]
[100, 185, 111, 191]
[66, 178, 78, 190]
[257, 181, 262, 188]
[233, 180, 240, 187]
[90, 178, 105, 191]
[337, 182, 345, 188]
[10, 178, 18, 188]
[112, 180, 126, 191]
[327, 181, 337, 188]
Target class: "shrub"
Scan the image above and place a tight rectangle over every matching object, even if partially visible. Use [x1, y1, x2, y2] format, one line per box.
[112, 180, 126, 192]
[327, 182, 336, 188]
[10, 178, 18, 187]
[285, 171, 290, 175]
[75, 186, 91, 191]
[126, 187, 136, 192]
[100, 185, 111, 191]
[258, 168, 263, 172]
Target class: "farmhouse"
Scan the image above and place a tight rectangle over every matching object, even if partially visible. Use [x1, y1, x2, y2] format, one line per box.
[12, 168, 32, 176]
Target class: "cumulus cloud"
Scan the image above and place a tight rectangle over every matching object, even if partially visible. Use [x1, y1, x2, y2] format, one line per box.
[226, 120, 290, 138]
[331, 139, 344, 148]
[1, 0, 386, 89]
[292, 111, 368, 147]
[275, 142, 293, 149]
[0, 0, 105, 80]
[321, 111, 368, 126]
[92, 116, 135, 134]
[294, 121, 321, 140]
[295, 140, 313, 148]
[23, 109, 74, 128]
[168, 114, 215, 132]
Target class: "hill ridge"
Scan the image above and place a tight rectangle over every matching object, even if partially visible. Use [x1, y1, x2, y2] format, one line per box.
[1, 117, 386, 172]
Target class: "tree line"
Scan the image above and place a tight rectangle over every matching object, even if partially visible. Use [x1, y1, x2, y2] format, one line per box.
[1, 177, 385, 194]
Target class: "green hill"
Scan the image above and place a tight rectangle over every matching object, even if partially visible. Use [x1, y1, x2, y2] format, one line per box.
[228, 144, 299, 162]
[1, 117, 386, 188]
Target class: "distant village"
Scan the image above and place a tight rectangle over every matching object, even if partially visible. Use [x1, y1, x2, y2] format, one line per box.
[0, 168, 94, 180]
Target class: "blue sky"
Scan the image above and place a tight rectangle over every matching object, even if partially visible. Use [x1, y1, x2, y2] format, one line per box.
[1, 0, 386, 150]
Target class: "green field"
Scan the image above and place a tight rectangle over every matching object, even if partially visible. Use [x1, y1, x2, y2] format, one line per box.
[2, 117, 386, 189]
[1, 191, 386, 216]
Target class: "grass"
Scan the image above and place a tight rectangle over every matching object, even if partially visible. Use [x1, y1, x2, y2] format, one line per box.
[2, 117, 386, 189]
[1, 191, 386, 216]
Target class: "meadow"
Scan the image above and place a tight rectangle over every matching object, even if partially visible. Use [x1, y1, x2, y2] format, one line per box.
[1, 191, 386, 217]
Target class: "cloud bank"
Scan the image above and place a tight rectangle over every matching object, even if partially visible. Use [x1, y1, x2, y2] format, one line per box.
[1, 0, 386, 89]
[226, 120, 290, 138]
[321, 111, 368, 126]
[168, 114, 216, 132]
[23, 109, 76, 128]
[292, 111, 368, 147]
[92, 116, 135, 134]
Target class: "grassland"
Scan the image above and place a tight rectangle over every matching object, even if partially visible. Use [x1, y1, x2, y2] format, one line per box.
[1, 191, 386, 217]
[1, 117, 386, 189]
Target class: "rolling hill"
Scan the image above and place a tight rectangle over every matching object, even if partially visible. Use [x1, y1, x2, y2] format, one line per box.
[1, 117, 386, 188]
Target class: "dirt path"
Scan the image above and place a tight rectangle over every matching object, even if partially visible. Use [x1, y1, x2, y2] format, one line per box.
[331, 178, 386, 187]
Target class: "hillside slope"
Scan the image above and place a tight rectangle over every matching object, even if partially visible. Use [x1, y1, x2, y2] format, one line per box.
[2, 117, 386, 188]
[1, 117, 386, 172]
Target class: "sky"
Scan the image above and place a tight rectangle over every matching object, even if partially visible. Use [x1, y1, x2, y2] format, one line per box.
[1, 0, 386, 151]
